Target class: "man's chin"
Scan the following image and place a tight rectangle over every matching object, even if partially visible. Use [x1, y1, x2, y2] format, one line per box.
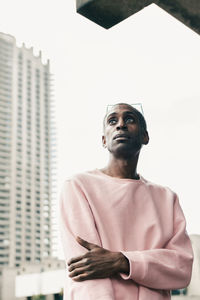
[110, 145, 141, 159]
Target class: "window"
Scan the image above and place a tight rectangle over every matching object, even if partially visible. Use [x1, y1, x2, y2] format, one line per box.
[44, 238, 49, 244]
[35, 258, 40, 263]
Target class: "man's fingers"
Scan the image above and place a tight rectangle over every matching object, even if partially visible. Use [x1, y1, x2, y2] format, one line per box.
[67, 236, 100, 266]
[68, 258, 88, 272]
[69, 266, 90, 279]
[72, 272, 91, 282]
[76, 236, 98, 250]
[67, 255, 84, 266]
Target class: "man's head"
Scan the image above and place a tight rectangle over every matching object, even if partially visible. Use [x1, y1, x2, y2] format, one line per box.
[102, 103, 149, 159]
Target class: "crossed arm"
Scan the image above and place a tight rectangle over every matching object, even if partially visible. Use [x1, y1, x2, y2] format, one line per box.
[60, 180, 193, 292]
[68, 236, 129, 281]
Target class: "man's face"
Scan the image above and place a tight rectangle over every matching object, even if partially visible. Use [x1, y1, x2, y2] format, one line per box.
[102, 104, 148, 158]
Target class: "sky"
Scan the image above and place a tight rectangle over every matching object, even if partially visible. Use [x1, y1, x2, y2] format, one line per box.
[0, 0, 200, 257]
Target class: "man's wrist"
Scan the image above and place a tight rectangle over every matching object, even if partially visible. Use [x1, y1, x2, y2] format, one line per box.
[114, 252, 130, 274]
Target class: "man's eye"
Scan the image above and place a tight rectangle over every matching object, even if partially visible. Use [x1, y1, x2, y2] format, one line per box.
[108, 118, 117, 125]
[125, 117, 135, 123]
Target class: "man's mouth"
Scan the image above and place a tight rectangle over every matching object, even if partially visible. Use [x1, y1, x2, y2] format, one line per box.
[113, 134, 130, 140]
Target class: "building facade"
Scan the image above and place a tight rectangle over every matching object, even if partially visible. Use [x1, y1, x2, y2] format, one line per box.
[0, 32, 54, 269]
[1, 257, 65, 300]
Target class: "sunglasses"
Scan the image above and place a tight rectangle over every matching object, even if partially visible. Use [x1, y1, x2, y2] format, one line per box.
[106, 103, 144, 115]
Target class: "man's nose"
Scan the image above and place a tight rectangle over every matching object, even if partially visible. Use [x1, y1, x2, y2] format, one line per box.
[116, 118, 127, 130]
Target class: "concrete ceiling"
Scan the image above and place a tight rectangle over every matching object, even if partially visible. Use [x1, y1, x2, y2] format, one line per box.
[76, 0, 200, 34]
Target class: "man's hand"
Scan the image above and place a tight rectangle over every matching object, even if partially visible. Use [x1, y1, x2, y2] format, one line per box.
[67, 236, 129, 281]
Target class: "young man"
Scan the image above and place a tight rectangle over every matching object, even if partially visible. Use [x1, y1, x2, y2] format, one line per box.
[59, 103, 193, 300]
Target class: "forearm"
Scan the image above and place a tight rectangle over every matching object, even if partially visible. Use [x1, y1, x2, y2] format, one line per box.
[120, 248, 193, 290]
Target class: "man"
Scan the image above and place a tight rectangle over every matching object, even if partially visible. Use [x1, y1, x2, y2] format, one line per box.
[59, 103, 193, 300]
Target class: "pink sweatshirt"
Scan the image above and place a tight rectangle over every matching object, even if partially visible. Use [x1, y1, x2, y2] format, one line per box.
[59, 169, 193, 300]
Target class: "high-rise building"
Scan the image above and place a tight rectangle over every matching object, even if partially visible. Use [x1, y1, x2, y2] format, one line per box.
[0, 32, 55, 268]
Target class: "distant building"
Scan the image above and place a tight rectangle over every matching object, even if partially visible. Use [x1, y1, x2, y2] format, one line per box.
[1, 257, 65, 300]
[0, 32, 55, 268]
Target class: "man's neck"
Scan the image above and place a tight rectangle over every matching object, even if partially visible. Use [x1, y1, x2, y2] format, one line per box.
[101, 155, 139, 180]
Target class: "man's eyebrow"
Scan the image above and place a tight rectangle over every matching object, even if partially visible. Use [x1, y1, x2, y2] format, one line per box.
[123, 111, 136, 115]
[106, 112, 117, 119]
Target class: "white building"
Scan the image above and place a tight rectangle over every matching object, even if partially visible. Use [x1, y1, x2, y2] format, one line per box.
[1, 257, 65, 300]
[0, 32, 55, 269]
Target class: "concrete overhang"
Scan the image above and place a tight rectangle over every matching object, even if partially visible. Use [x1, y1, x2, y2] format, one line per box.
[76, 0, 200, 34]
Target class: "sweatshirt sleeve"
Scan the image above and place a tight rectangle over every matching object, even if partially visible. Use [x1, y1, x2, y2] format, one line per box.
[59, 179, 115, 300]
[120, 195, 194, 290]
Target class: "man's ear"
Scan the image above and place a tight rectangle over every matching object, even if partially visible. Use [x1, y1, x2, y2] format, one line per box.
[102, 135, 107, 148]
[142, 131, 149, 145]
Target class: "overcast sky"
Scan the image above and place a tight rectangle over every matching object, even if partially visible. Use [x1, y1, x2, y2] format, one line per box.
[0, 1, 200, 255]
